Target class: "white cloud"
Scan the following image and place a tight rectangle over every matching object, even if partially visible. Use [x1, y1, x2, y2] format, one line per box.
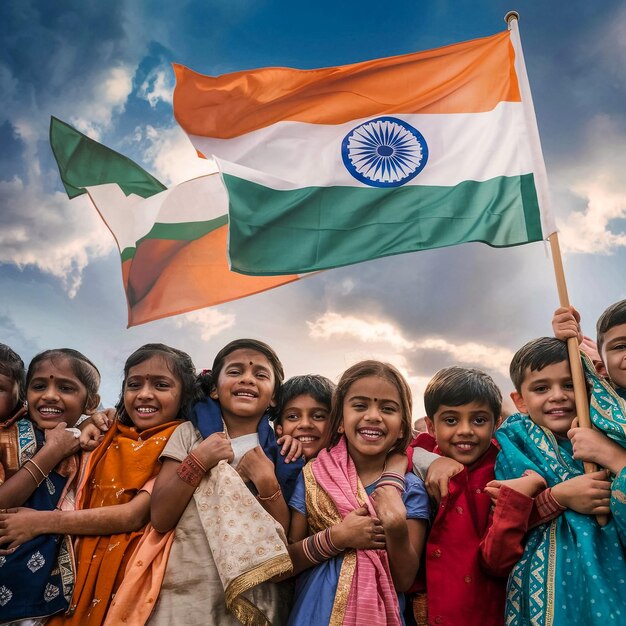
[0, 176, 114, 297]
[174, 309, 236, 341]
[555, 115, 626, 254]
[140, 124, 219, 186]
[71, 66, 134, 141]
[307, 311, 513, 376]
[139, 67, 174, 108]
[308, 312, 413, 351]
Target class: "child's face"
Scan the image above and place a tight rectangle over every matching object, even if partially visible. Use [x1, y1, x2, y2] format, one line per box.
[600, 323, 626, 389]
[511, 360, 575, 437]
[341, 376, 404, 462]
[27, 358, 88, 429]
[275, 394, 330, 460]
[0, 373, 19, 421]
[124, 355, 182, 430]
[427, 401, 495, 466]
[210, 348, 276, 422]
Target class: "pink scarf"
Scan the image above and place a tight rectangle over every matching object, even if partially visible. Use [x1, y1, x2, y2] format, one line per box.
[312, 436, 401, 625]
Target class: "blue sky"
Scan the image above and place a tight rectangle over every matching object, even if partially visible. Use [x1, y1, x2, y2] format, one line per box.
[1, 0, 625, 413]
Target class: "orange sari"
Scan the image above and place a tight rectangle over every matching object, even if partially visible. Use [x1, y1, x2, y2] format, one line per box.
[48, 420, 179, 626]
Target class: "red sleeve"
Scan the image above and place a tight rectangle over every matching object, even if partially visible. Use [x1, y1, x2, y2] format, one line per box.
[528, 487, 566, 528]
[479, 485, 534, 577]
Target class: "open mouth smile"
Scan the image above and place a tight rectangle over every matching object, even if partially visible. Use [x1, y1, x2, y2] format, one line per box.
[357, 428, 386, 441]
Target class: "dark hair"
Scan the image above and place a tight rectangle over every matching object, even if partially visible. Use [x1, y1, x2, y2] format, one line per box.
[115, 343, 202, 426]
[198, 338, 284, 397]
[0, 344, 26, 407]
[26, 348, 101, 411]
[424, 366, 501, 421]
[328, 360, 413, 455]
[597, 299, 626, 353]
[272, 374, 335, 423]
[509, 337, 569, 392]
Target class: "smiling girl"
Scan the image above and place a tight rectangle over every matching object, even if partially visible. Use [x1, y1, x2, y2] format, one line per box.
[122, 338, 299, 626]
[0, 348, 100, 623]
[286, 360, 430, 626]
[0, 343, 200, 626]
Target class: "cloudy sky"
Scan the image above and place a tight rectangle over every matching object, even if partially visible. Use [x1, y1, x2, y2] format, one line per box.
[1, 0, 625, 414]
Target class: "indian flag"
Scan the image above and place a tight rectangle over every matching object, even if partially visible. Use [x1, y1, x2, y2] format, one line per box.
[49, 117, 301, 326]
[173, 28, 555, 276]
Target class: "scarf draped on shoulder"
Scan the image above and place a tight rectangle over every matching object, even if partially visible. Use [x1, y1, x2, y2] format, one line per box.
[304, 436, 401, 626]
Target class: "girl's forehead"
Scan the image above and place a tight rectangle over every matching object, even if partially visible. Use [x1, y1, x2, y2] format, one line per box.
[30, 356, 77, 379]
[222, 348, 273, 369]
[127, 354, 175, 378]
[346, 375, 401, 400]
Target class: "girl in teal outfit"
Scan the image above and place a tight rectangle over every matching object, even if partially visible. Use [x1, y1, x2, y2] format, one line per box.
[497, 338, 626, 626]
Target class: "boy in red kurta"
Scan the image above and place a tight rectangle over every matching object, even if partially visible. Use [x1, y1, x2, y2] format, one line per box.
[408, 367, 545, 626]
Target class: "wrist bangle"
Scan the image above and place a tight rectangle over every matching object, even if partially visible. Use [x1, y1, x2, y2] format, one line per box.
[257, 487, 281, 502]
[177, 454, 206, 488]
[302, 528, 343, 565]
[26, 458, 47, 482]
[23, 462, 44, 486]
[376, 471, 406, 493]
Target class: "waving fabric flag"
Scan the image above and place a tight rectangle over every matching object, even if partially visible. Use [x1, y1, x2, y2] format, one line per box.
[49, 117, 300, 326]
[174, 29, 556, 276]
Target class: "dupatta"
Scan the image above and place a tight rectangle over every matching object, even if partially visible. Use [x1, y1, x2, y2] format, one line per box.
[48, 420, 179, 626]
[304, 436, 401, 626]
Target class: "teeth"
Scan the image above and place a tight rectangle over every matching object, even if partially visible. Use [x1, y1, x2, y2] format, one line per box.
[455, 443, 475, 450]
[358, 429, 383, 439]
[297, 436, 318, 443]
[136, 407, 157, 413]
[235, 392, 256, 398]
[39, 407, 62, 414]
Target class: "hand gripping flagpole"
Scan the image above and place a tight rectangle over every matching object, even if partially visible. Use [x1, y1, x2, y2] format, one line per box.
[505, 11, 608, 524]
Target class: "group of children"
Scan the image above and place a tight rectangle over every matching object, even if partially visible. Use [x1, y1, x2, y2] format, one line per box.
[0, 298, 624, 626]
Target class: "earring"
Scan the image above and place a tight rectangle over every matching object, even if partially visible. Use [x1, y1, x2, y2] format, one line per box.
[338, 425, 344, 433]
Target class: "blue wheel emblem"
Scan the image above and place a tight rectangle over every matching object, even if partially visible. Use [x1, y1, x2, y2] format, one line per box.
[341, 117, 428, 188]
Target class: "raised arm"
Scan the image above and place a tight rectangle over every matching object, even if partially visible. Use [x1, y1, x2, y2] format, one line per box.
[151, 432, 233, 532]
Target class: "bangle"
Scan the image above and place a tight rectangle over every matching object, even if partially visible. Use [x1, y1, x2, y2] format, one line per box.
[23, 462, 44, 486]
[188, 452, 207, 473]
[257, 487, 281, 502]
[26, 458, 47, 482]
[177, 454, 206, 488]
[302, 528, 343, 565]
[376, 471, 406, 493]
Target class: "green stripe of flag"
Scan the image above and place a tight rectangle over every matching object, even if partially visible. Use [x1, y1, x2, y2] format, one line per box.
[49, 117, 166, 199]
[119, 215, 229, 262]
[225, 174, 543, 276]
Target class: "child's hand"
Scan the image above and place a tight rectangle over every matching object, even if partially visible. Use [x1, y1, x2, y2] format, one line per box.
[45, 422, 81, 458]
[194, 432, 234, 470]
[0, 508, 43, 551]
[425, 456, 464, 503]
[276, 435, 303, 464]
[79, 423, 105, 452]
[236, 446, 279, 496]
[331, 506, 386, 550]
[551, 470, 611, 515]
[552, 306, 582, 343]
[89, 407, 115, 431]
[371, 487, 408, 537]
[485, 470, 547, 504]
[568, 426, 626, 475]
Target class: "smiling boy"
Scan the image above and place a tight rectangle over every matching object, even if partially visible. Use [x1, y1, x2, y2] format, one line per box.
[273, 375, 335, 460]
[495, 336, 626, 625]
[410, 367, 540, 626]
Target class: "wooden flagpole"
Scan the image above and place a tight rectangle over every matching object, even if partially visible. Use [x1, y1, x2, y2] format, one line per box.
[506, 12, 607, 524]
